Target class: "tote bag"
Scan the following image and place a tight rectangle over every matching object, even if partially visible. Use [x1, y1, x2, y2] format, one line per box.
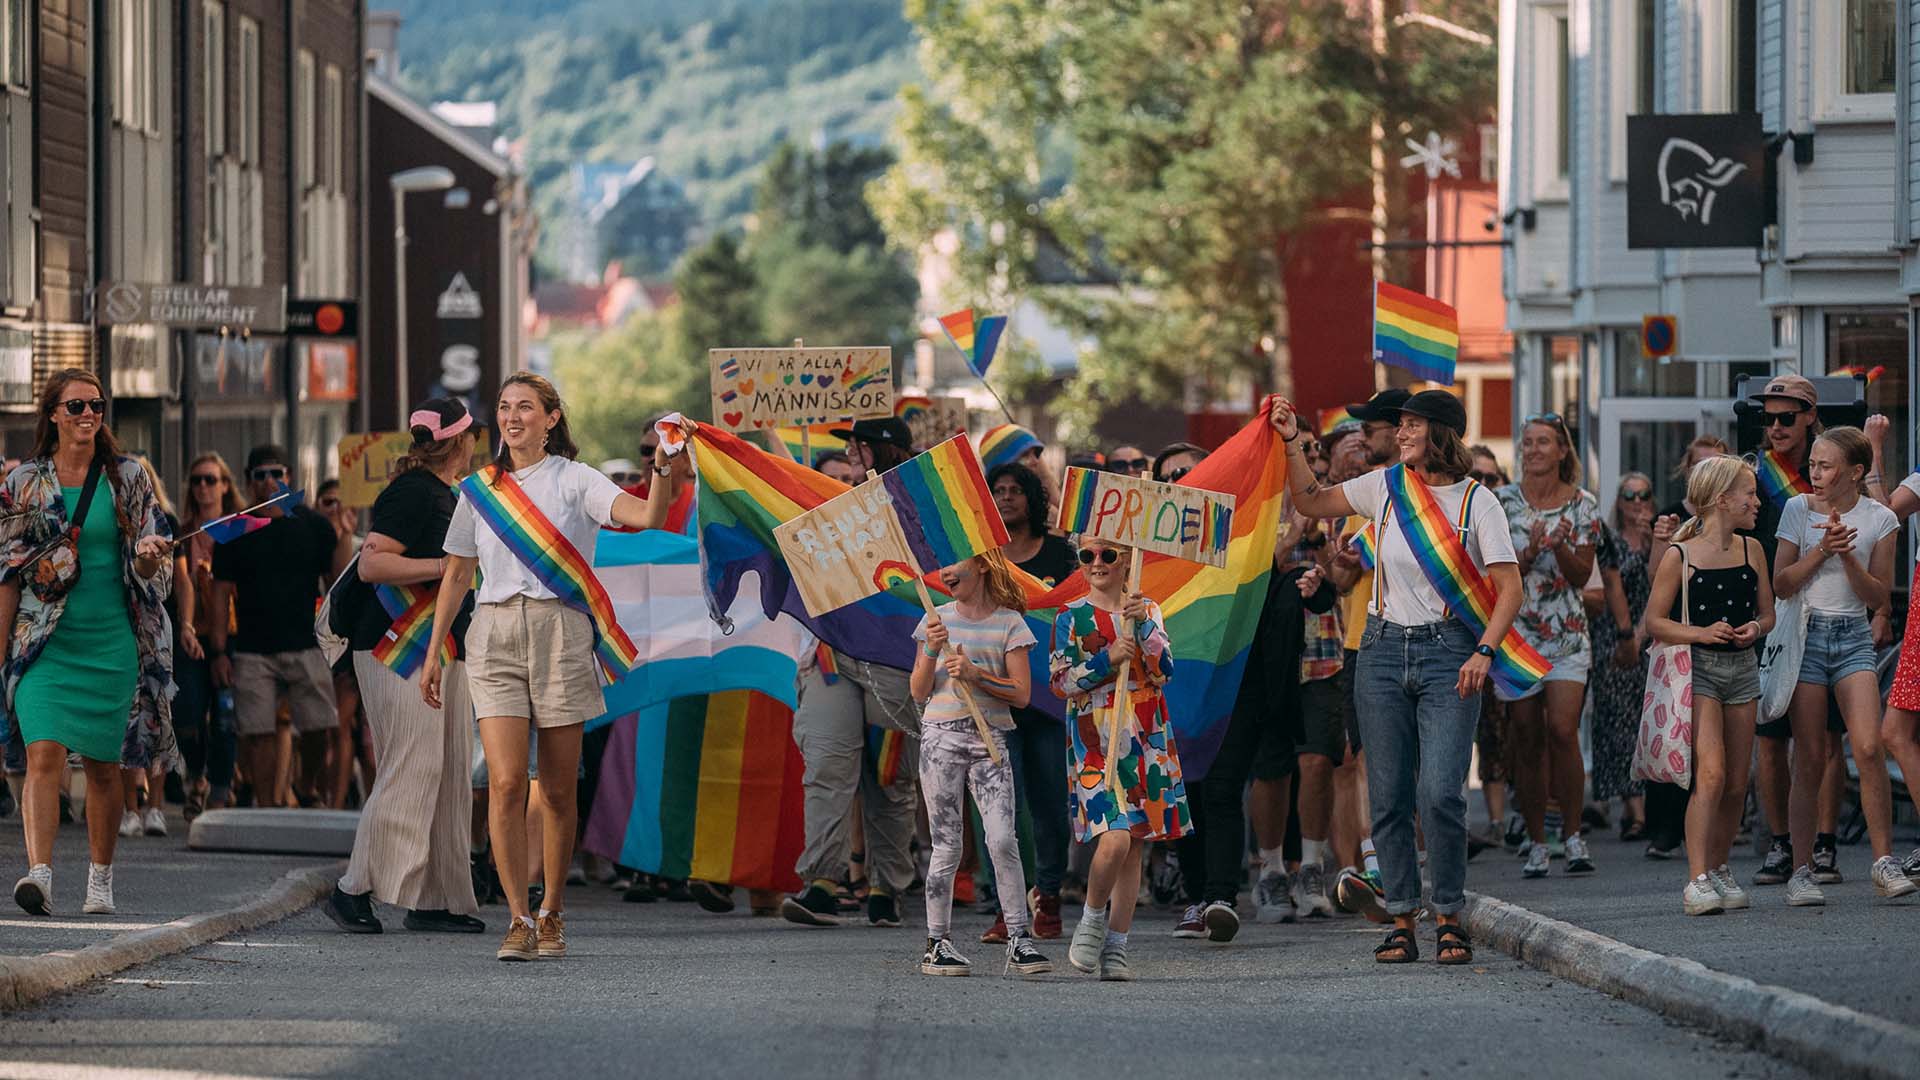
[1633, 549, 1694, 790]
[1756, 592, 1808, 723]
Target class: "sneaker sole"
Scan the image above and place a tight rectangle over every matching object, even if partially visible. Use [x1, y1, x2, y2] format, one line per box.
[1170, 927, 1205, 939]
[779, 897, 842, 927]
[496, 947, 536, 961]
[1203, 909, 1239, 942]
[324, 906, 382, 934]
[83, 900, 115, 915]
[1338, 882, 1391, 924]
[1682, 900, 1724, 916]
[537, 946, 566, 959]
[1751, 872, 1788, 885]
[1006, 960, 1052, 975]
[920, 964, 970, 976]
[1522, 866, 1550, 879]
[14, 879, 49, 916]
[1718, 896, 1751, 910]
[1786, 894, 1826, 907]
[1566, 863, 1595, 874]
[1098, 967, 1136, 982]
[1874, 881, 1918, 899]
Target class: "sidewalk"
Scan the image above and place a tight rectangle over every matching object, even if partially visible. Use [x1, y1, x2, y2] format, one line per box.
[1467, 820, 1920, 1030]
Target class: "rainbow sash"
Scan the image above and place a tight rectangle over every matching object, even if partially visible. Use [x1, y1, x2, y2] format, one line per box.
[458, 466, 641, 678]
[371, 583, 456, 678]
[1380, 464, 1551, 697]
[1757, 449, 1810, 509]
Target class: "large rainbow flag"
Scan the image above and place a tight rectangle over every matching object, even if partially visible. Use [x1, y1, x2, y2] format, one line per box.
[682, 403, 1288, 778]
[882, 433, 1010, 572]
[581, 690, 804, 892]
[1373, 281, 1460, 386]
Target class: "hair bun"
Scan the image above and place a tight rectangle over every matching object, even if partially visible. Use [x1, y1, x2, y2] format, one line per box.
[410, 423, 433, 446]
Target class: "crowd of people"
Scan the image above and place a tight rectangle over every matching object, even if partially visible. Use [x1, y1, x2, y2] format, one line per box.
[4, 366, 1919, 980]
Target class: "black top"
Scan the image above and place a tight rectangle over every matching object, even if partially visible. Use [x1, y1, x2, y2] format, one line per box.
[212, 505, 339, 654]
[1670, 538, 1760, 652]
[1659, 499, 1766, 570]
[1233, 564, 1336, 720]
[346, 469, 473, 654]
[1017, 534, 1078, 590]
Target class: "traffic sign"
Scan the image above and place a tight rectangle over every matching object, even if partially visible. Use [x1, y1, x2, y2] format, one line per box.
[1641, 314, 1677, 359]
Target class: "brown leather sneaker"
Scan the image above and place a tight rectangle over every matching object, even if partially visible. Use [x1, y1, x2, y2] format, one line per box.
[497, 919, 537, 962]
[536, 911, 567, 958]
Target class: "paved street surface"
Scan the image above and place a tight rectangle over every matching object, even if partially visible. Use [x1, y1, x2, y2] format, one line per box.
[4, 864, 1805, 1079]
[1470, 819, 1920, 1028]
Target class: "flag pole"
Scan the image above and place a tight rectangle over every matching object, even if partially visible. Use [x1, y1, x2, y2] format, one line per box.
[172, 490, 294, 545]
[1102, 547, 1144, 796]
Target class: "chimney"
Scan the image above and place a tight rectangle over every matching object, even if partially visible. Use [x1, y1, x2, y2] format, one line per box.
[366, 11, 402, 79]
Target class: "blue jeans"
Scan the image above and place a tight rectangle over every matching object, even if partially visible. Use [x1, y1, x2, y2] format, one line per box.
[1355, 616, 1480, 917]
[174, 641, 236, 798]
[1005, 705, 1069, 895]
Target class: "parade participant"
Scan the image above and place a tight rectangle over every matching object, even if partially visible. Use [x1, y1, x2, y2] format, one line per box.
[4, 369, 175, 916]
[326, 398, 485, 936]
[1106, 445, 1149, 476]
[211, 445, 354, 809]
[118, 456, 191, 838]
[1323, 416, 1389, 918]
[1586, 473, 1656, 842]
[1348, 389, 1412, 468]
[1469, 445, 1510, 488]
[779, 417, 922, 930]
[1645, 457, 1774, 915]
[1288, 512, 1346, 919]
[1864, 414, 1920, 875]
[1771, 426, 1916, 905]
[599, 459, 646, 494]
[910, 550, 1051, 977]
[1152, 443, 1205, 484]
[174, 453, 241, 818]
[814, 451, 856, 486]
[1274, 390, 1527, 965]
[1051, 539, 1187, 981]
[317, 478, 365, 810]
[1498, 415, 1600, 878]
[423, 373, 678, 961]
[988, 464, 1075, 587]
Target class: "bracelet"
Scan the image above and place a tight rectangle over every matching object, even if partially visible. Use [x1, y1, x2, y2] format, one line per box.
[1866, 474, 1883, 486]
[922, 643, 940, 658]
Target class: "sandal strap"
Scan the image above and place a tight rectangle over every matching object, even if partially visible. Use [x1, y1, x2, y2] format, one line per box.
[1373, 927, 1416, 955]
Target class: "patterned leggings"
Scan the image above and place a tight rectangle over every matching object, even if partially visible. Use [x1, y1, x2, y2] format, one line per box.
[921, 724, 1030, 939]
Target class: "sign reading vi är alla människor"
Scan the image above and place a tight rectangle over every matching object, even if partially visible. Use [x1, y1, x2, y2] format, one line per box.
[708, 346, 892, 432]
[97, 282, 288, 332]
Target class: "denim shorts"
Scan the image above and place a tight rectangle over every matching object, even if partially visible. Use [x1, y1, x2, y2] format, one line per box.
[1692, 647, 1760, 706]
[1797, 612, 1877, 687]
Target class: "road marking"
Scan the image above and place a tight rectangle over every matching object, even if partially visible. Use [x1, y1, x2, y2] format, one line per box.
[0, 919, 162, 931]
[210, 940, 307, 947]
[108, 978, 209, 986]
[0, 1065, 281, 1080]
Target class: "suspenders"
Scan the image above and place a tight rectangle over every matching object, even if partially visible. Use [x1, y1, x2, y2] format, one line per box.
[1371, 478, 1480, 618]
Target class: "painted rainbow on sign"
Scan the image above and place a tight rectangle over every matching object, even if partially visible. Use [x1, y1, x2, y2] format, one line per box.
[1374, 281, 1460, 386]
[882, 434, 1011, 571]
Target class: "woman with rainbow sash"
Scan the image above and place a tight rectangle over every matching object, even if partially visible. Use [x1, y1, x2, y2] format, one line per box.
[325, 397, 484, 937]
[423, 373, 681, 963]
[1273, 390, 1538, 966]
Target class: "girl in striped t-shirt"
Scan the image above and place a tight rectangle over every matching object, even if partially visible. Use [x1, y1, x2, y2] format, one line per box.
[910, 549, 1051, 978]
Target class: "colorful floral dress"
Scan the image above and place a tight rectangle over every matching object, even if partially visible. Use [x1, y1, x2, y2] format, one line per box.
[1496, 485, 1603, 665]
[1049, 597, 1188, 842]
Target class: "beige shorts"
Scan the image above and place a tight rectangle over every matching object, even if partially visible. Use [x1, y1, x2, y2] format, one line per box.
[464, 596, 605, 728]
[231, 649, 338, 737]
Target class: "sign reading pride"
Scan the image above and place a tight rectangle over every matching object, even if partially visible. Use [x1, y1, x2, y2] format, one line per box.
[1055, 467, 1235, 568]
[708, 346, 893, 432]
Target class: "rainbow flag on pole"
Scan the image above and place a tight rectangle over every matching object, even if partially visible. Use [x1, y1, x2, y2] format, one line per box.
[773, 423, 845, 466]
[881, 433, 1010, 572]
[1373, 282, 1460, 386]
[937, 308, 1008, 378]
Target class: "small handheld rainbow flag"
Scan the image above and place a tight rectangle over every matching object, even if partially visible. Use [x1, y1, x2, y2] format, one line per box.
[1348, 521, 1378, 570]
[882, 433, 1012, 572]
[1373, 282, 1460, 386]
[370, 582, 456, 678]
[195, 486, 303, 544]
[937, 308, 1008, 378]
[1757, 449, 1811, 508]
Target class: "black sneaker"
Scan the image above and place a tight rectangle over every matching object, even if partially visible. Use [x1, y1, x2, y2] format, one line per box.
[324, 886, 382, 934]
[1811, 838, 1842, 885]
[403, 908, 486, 933]
[867, 890, 901, 927]
[781, 883, 844, 927]
[623, 873, 659, 903]
[920, 936, 971, 976]
[1753, 839, 1792, 885]
[1005, 934, 1052, 975]
[688, 880, 737, 914]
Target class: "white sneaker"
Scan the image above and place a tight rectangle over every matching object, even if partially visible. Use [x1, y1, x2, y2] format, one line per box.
[1871, 855, 1918, 899]
[82, 863, 114, 915]
[1253, 870, 1295, 923]
[1785, 865, 1826, 907]
[1707, 865, 1749, 910]
[118, 811, 142, 838]
[1294, 862, 1336, 919]
[141, 806, 168, 837]
[1522, 843, 1550, 878]
[1564, 832, 1595, 873]
[1682, 875, 1723, 916]
[14, 864, 52, 915]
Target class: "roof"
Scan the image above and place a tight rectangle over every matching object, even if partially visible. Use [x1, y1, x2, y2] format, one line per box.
[367, 73, 513, 178]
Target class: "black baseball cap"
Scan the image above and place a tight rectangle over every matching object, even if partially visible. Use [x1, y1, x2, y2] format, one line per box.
[1399, 389, 1468, 437]
[1347, 388, 1412, 423]
[829, 417, 915, 451]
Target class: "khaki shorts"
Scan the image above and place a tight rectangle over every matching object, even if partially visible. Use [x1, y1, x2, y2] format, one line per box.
[465, 597, 605, 728]
[231, 649, 338, 737]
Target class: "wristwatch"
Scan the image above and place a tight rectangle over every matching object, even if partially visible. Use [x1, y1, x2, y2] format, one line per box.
[1474, 644, 1495, 659]
[652, 464, 672, 477]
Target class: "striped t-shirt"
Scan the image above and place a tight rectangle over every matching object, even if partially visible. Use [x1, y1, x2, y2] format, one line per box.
[912, 604, 1037, 731]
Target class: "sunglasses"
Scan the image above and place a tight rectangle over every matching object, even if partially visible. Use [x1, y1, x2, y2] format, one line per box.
[1078, 548, 1121, 566]
[1164, 466, 1194, 484]
[1618, 489, 1653, 502]
[1110, 457, 1148, 473]
[59, 398, 106, 416]
[1763, 409, 1806, 427]
[638, 445, 658, 457]
[249, 466, 287, 482]
[1524, 412, 1567, 428]
[318, 495, 340, 509]
[609, 472, 644, 486]
[189, 474, 223, 487]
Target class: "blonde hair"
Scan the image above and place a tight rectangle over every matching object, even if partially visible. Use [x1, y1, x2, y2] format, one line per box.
[1673, 456, 1754, 542]
[972, 549, 1027, 613]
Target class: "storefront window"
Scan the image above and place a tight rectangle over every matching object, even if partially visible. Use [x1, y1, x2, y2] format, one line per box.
[1612, 329, 1696, 397]
[1826, 310, 1907, 482]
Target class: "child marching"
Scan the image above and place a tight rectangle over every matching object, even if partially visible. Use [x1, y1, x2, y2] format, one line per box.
[909, 549, 1050, 977]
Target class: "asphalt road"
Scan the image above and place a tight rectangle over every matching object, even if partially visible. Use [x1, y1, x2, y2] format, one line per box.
[3, 876, 1808, 1080]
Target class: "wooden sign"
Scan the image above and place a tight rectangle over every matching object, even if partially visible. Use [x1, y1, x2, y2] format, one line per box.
[773, 473, 918, 617]
[336, 432, 415, 507]
[708, 346, 893, 432]
[1054, 467, 1236, 568]
[898, 394, 969, 450]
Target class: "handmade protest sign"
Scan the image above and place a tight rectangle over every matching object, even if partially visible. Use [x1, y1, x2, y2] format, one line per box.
[708, 346, 893, 432]
[896, 394, 969, 451]
[336, 432, 415, 507]
[1055, 468, 1236, 568]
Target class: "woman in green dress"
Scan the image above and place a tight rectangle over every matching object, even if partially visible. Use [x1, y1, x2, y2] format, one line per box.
[2, 369, 175, 916]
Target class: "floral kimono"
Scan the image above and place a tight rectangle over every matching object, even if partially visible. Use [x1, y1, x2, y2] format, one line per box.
[0, 456, 177, 769]
[1049, 597, 1189, 842]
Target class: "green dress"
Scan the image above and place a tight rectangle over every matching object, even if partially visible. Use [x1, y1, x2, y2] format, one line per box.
[14, 485, 138, 762]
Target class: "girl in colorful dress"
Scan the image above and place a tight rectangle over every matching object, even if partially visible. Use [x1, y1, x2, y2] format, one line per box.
[1644, 456, 1773, 915]
[1863, 413, 1920, 876]
[909, 549, 1050, 977]
[1774, 426, 1916, 905]
[1050, 539, 1188, 982]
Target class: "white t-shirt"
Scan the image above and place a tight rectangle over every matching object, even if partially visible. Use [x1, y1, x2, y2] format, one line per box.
[912, 604, 1037, 732]
[445, 456, 625, 604]
[1340, 469, 1519, 627]
[1899, 472, 1920, 504]
[1776, 493, 1898, 615]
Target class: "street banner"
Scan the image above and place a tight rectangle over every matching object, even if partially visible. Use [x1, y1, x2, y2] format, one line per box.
[896, 393, 969, 450]
[1055, 467, 1235, 568]
[336, 432, 415, 507]
[708, 345, 892, 432]
[1626, 112, 1765, 249]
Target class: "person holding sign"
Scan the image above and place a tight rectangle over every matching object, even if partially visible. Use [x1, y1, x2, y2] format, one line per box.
[1049, 540, 1187, 982]
[1271, 390, 1533, 967]
[422, 373, 679, 963]
[908, 550, 1051, 977]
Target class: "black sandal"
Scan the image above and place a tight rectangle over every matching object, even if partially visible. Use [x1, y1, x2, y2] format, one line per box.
[1435, 924, 1473, 966]
[1373, 927, 1418, 964]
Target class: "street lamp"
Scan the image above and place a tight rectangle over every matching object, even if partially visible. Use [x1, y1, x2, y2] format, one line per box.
[390, 166, 456, 416]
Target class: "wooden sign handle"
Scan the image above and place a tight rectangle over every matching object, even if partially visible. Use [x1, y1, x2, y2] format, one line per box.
[1102, 547, 1145, 795]
[914, 577, 1003, 765]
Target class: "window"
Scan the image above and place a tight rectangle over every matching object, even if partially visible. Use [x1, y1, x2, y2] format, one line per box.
[1846, 0, 1896, 95]
[237, 16, 258, 166]
[323, 66, 343, 192]
[1533, 5, 1571, 199]
[1554, 15, 1570, 181]
[1634, 0, 1657, 114]
[203, 2, 224, 157]
[1826, 310, 1908, 483]
[294, 49, 313, 190]
[114, 0, 157, 132]
[1612, 329, 1696, 397]
[1611, 0, 1660, 181]
[1731, 0, 1756, 113]
[0, 0, 23, 88]
[1815, 0, 1895, 120]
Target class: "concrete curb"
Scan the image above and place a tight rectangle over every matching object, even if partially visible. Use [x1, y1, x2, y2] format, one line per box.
[1462, 891, 1920, 1079]
[0, 861, 341, 1011]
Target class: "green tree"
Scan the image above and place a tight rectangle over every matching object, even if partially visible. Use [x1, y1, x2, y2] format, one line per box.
[674, 232, 764, 353]
[550, 307, 708, 462]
